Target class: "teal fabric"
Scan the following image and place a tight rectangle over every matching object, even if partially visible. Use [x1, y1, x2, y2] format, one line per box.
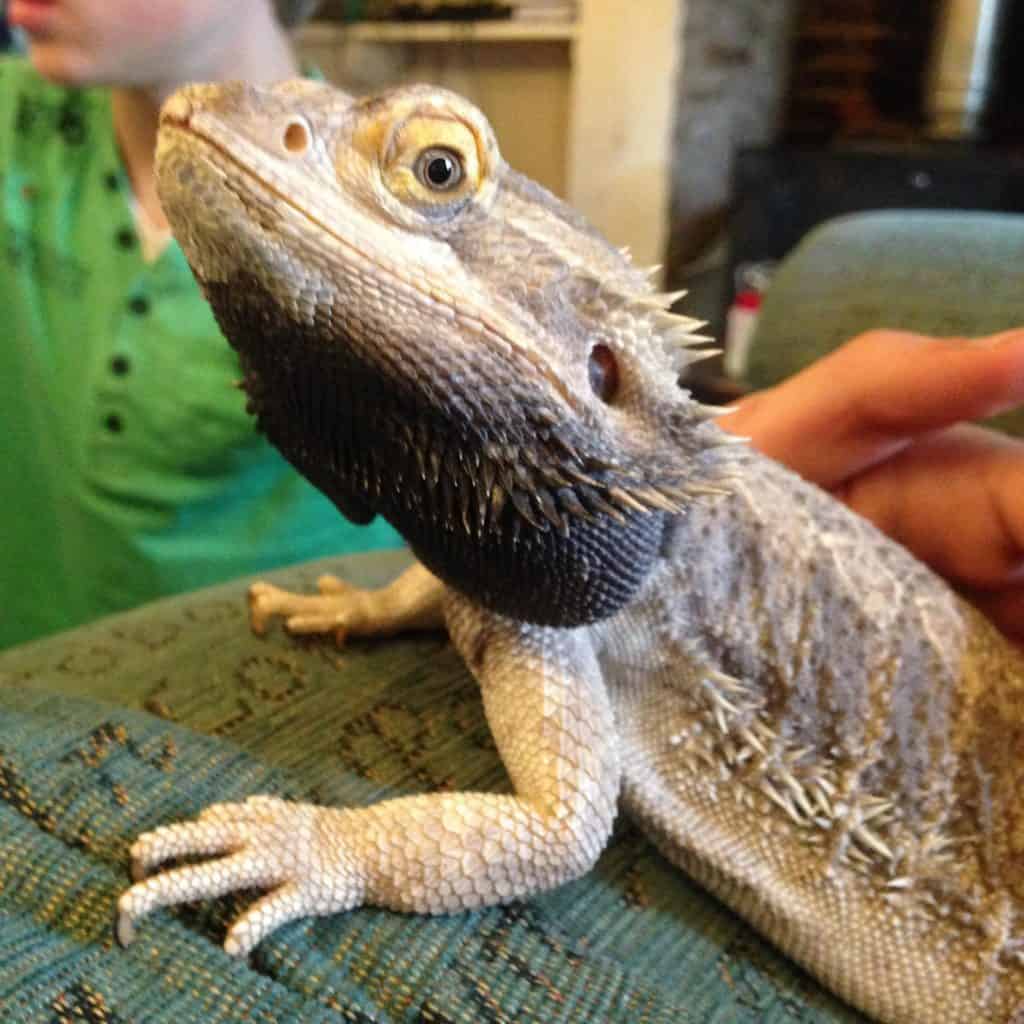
[0, 553, 868, 1023]
[746, 210, 1024, 436]
[0, 57, 402, 651]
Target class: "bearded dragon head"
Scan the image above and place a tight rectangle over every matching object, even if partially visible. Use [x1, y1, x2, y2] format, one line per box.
[156, 79, 741, 627]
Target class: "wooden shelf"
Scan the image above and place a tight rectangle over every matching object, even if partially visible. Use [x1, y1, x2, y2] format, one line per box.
[297, 1, 678, 275]
[302, 19, 578, 44]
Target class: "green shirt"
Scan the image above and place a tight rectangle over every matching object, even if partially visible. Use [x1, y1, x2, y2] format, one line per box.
[0, 59, 403, 649]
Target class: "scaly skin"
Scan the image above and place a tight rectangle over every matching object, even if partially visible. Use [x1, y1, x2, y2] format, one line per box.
[114, 79, 1024, 1023]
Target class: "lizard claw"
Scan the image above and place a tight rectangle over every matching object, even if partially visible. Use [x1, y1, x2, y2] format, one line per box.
[116, 796, 364, 956]
[248, 576, 358, 643]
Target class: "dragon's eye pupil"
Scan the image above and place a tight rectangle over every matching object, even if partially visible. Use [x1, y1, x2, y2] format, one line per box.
[416, 148, 464, 191]
[427, 155, 454, 185]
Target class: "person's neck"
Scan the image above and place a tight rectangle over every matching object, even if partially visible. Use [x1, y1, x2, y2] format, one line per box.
[111, 8, 300, 230]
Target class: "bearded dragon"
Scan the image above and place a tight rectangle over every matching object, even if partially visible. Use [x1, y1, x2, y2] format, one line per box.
[114, 79, 1024, 1024]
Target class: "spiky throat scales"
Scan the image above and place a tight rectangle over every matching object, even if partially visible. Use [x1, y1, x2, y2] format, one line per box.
[156, 79, 736, 629]
[206, 274, 667, 627]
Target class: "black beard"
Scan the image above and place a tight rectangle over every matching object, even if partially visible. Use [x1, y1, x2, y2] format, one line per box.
[203, 275, 665, 628]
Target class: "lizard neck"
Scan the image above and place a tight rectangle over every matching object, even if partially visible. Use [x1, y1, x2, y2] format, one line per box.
[206, 275, 667, 628]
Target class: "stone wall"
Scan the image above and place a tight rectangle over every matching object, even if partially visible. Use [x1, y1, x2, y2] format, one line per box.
[665, 0, 797, 330]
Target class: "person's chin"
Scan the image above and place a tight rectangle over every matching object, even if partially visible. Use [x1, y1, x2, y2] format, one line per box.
[26, 43, 101, 87]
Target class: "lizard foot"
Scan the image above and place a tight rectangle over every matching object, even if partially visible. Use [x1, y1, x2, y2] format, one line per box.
[248, 575, 361, 642]
[115, 795, 363, 956]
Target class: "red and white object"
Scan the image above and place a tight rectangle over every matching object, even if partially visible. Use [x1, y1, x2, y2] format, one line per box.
[724, 287, 762, 380]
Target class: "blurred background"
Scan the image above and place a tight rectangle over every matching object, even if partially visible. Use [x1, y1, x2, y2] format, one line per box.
[4, 0, 1021, 387]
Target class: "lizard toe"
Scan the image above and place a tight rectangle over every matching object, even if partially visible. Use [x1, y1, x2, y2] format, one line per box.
[223, 881, 308, 956]
[119, 849, 283, 935]
[130, 817, 242, 877]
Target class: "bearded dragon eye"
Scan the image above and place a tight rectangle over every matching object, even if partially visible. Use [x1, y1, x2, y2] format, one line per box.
[588, 344, 620, 403]
[415, 147, 464, 191]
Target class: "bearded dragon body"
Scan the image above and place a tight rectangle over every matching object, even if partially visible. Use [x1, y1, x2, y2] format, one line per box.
[114, 79, 1024, 1023]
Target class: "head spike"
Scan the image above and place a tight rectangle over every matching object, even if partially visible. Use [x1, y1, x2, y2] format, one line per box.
[459, 481, 474, 536]
[634, 289, 688, 311]
[577, 484, 627, 524]
[606, 486, 648, 514]
[535, 488, 568, 533]
[556, 486, 595, 523]
[509, 488, 549, 531]
[489, 483, 507, 521]
[712, 430, 749, 446]
[662, 320, 708, 339]
[628, 486, 681, 513]
[671, 347, 722, 370]
[654, 310, 706, 332]
[476, 490, 490, 533]
[694, 402, 739, 420]
[686, 483, 732, 498]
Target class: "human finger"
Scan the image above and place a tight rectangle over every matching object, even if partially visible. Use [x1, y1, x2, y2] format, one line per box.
[835, 424, 1024, 592]
[721, 329, 1024, 488]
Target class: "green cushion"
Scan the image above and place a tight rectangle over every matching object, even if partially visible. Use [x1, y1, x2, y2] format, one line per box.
[0, 552, 866, 1022]
[746, 210, 1024, 436]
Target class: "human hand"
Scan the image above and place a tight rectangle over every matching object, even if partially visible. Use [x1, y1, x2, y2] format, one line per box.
[720, 329, 1024, 644]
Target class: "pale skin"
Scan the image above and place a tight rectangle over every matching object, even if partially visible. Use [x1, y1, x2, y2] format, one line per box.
[8, 0, 300, 226]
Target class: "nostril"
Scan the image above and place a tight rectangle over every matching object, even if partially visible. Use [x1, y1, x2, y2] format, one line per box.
[282, 118, 310, 155]
[160, 91, 193, 128]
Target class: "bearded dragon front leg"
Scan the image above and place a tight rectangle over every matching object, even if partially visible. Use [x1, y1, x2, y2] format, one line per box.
[115, 594, 620, 955]
[248, 560, 445, 641]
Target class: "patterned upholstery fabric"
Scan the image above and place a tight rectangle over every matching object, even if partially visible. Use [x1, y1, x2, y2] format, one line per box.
[0, 552, 866, 1022]
[746, 210, 1024, 437]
